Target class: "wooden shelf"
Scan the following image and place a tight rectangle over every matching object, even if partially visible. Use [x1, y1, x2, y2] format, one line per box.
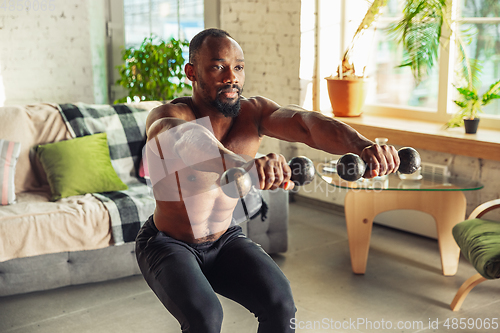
[334, 114, 500, 162]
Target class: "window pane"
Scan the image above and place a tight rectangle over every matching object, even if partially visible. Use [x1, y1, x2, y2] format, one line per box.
[364, 25, 439, 109]
[319, 0, 342, 111]
[384, 0, 403, 17]
[300, 0, 317, 110]
[124, 0, 204, 48]
[346, 0, 439, 110]
[460, 0, 500, 18]
[178, 0, 205, 41]
[457, 23, 500, 116]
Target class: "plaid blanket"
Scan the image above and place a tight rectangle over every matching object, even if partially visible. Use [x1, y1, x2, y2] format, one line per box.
[58, 102, 160, 244]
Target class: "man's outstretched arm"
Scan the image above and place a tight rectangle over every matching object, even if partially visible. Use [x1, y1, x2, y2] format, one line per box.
[257, 97, 400, 178]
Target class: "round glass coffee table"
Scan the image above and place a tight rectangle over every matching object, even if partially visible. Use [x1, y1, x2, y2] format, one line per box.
[317, 163, 483, 276]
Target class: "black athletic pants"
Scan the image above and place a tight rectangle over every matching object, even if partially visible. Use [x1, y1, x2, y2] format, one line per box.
[135, 216, 296, 333]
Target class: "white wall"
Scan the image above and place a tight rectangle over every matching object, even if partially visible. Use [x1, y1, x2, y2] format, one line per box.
[220, 0, 301, 106]
[0, 0, 106, 106]
[219, 0, 303, 161]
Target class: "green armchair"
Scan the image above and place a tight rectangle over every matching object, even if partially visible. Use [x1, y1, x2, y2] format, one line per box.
[450, 199, 500, 311]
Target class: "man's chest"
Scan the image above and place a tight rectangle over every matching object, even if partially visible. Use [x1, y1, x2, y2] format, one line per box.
[219, 119, 262, 158]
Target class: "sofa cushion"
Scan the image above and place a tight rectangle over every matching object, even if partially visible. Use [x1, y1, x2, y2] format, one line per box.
[0, 191, 112, 262]
[0, 139, 21, 205]
[36, 133, 128, 201]
[0, 242, 140, 296]
[0, 104, 73, 193]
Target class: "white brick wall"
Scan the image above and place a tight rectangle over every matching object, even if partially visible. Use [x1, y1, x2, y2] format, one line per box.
[0, 0, 97, 105]
[220, 0, 301, 106]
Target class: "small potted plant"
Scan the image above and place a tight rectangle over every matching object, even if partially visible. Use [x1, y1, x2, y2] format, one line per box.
[325, 0, 388, 117]
[446, 80, 500, 133]
[115, 35, 191, 103]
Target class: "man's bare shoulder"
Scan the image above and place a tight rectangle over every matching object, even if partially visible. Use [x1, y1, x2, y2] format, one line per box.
[146, 97, 196, 130]
[240, 96, 283, 130]
[241, 95, 278, 108]
[240, 96, 280, 117]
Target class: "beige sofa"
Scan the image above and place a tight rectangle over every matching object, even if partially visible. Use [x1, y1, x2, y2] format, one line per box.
[0, 102, 289, 296]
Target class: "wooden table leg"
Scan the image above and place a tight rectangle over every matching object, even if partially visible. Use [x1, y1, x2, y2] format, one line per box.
[428, 191, 466, 276]
[344, 190, 466, 275]
[344, 190, 374, 274]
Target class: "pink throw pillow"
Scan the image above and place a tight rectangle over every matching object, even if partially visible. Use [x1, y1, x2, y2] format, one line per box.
[139, 156, 149, 179]
[1, 139, 21, 205]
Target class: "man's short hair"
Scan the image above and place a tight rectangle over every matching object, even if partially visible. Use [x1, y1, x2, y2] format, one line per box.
[189, 28, 232, 63]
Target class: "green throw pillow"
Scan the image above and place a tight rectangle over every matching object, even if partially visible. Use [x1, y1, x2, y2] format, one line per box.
[37, 133, 128, 201]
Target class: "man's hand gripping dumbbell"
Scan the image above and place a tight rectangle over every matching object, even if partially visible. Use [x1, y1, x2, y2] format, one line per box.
[220, 154, 315, 199]
[336, 147, 421, 182]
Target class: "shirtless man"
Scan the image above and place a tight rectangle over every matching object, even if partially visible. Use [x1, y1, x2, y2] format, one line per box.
[135, 28, 400, 333]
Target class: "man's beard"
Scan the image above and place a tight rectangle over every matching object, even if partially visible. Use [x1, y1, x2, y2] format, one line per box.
[212, 88, 242, 118]
[200, 78, 243, 117]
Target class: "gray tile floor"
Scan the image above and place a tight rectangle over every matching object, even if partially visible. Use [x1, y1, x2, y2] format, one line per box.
[1, 201, 499, 333]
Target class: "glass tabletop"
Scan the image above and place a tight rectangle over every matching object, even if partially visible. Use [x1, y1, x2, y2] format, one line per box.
[316, 161, 484, 191]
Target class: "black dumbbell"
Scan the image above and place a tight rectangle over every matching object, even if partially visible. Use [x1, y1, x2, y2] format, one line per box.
[220, 156, 315, 198]
[336, 147, 421, 182]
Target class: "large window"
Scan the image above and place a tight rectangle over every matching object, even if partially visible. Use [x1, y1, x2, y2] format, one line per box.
[302, 0, 500, 128]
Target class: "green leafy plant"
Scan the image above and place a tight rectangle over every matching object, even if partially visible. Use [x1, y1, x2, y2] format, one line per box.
[115, 35, 191, 103]
[391, 0, 448, 85]
[446, 79, 500, 128]
[337, 0, 388, 78]
[391, 0, 481, 87]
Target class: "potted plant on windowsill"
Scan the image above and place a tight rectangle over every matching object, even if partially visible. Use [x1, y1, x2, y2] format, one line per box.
[115, 35, 191, 104]
[446, 80, 500, 133]
[325, 0, 388, 117]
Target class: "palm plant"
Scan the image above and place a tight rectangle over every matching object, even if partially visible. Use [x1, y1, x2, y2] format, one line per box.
[391, 0, 449, 84]
[338, 0, 388, 78]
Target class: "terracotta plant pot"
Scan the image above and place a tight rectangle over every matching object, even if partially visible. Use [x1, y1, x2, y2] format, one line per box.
[325, 76, 368, 117]
[463, 118, 480, 134]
